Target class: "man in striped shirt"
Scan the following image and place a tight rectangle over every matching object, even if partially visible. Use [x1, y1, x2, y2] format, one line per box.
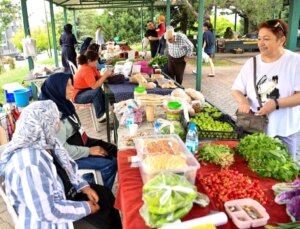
[165, 27, 194, 84]
[0, 101, 121, 229]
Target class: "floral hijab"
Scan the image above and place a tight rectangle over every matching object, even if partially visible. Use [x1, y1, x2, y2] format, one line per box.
[0, 101, 84, 187]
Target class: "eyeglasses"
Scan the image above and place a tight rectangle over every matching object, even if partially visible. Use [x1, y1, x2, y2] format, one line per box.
[273, 21, 285, 35]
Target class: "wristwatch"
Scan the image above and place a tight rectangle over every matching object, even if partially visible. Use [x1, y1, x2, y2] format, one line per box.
[273, 98, 279, 110]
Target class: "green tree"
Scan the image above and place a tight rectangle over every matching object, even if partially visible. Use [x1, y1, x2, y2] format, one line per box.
[210, 17, 236, 38]
[0, 0, 19, 44]
[10, 27, 49, 53]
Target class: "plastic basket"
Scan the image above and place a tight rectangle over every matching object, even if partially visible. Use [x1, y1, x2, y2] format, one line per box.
[198, 116, 244, 140]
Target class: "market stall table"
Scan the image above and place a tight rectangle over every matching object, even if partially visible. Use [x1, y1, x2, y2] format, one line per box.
[115, 141, 291, 229]
[104, 73, 182, 142]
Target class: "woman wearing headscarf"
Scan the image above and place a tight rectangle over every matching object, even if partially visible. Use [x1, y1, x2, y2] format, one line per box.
[0, 101, 122, 229]
[60, 24, 78, 73]
[39, 72, 117, 190]
[80, 37, 93, 55]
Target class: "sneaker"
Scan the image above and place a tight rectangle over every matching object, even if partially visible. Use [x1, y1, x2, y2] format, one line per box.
[208, 74, 215, 77]
[192, 70, 197, 74]
[97, 114, 106, 123]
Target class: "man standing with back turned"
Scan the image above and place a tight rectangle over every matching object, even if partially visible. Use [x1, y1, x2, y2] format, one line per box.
[165, 27, 194, 85]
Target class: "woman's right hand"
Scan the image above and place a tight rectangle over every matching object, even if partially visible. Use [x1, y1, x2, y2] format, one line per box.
[87, 201, 100, 214]
[238, 101, 251, 113]
[89, 146, 108, 157]
[103, 69, 113, 78]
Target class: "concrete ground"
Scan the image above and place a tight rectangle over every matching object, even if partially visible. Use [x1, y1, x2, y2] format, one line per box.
[1, 51, 299, 228]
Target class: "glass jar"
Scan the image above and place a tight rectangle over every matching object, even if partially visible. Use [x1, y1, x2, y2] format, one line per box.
[134, 86, 147, 100]
[166, 101, 182, 121]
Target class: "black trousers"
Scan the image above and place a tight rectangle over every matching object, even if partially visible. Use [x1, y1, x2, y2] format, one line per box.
[73, 183, 122, 229]
[167, 55, 186, 85]
[150, 41, 159, 58]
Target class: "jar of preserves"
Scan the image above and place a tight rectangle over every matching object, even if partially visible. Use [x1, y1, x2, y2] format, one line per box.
[166, 101, 182, 121]
[134, 86, 147, 100]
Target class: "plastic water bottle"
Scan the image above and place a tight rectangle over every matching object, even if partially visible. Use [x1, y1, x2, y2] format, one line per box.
[185, 123, 199, 154]
[126, 106, 134, 127]
[153, 122, 161, 135]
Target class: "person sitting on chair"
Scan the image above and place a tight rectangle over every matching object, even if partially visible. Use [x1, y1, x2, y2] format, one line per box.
[73, 51, 112, 122]
[0, 100, 122, 229]
[39, 72, 117, 190]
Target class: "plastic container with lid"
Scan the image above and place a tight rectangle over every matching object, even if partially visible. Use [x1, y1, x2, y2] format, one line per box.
[134, 86, 147, 100]
[166, 101, 182, 121]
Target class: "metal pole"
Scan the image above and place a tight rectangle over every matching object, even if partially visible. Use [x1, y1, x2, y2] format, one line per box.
[196, 0, 204, 91]
[63, 7, 67, 24]
[286, 0, 300, 51]
[20, 0, 34, 71]
[44, 0, 52, 57]
[150, 1, 154, 21]
[49, 0, 58, 67]
[73, 10, 77, 39]
[166, 0, 171, 26]
[141, 8, 144, 40]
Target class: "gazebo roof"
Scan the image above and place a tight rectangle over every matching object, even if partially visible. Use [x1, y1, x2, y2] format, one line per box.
[47, 0, 186, 10]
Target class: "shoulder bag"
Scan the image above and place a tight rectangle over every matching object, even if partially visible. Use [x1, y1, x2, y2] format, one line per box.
[236, 56, 269, 133]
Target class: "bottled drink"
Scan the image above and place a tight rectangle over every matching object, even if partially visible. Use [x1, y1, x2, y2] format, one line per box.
[185, 123, 199, 154]
[126, 105, 134, 127]
[153, 122, 161, 135]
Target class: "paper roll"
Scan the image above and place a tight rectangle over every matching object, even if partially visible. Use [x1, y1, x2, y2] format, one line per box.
[160, 212, 228, 229]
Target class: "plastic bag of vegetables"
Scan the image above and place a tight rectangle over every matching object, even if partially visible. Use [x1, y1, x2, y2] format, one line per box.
[159, 119, 186, 139]
[140, 202, 193, 228]
[142, 172, 197, 215]
[140, 173, 197, 227]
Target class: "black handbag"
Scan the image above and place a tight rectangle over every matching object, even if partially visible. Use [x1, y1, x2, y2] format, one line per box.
[236, 57, 268, 133]
[107, 73, 125, 84]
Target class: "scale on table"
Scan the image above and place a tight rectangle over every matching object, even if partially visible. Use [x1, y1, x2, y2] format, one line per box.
[136, 94, 164, 122]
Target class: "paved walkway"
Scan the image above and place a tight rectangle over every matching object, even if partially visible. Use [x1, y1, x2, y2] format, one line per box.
[1, 51, 299, 228]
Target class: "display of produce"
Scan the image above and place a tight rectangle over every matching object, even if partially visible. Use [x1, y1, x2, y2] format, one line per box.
[202, 106, 223, 119]
[272, 180, 300, 222]
[236, 133, 299, 181]
[189, 113, 241, 140]
[159, 120, 186, 139]
[147, 54, 168, 67]
[199, 169, 267, 205]
[224, 198, 270, 228]
[197, 144, 235, 168]
[140, 173, 197, 228]
[134, 135, 200, 184]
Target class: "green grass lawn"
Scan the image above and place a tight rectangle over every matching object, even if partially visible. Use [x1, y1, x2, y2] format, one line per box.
[0, 57, 60, 104]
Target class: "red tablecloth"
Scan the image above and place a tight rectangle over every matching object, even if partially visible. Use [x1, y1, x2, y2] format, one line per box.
[115, 141, 291, 229]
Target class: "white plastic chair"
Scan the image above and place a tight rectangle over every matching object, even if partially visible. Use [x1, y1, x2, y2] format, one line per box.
[67, 60, 78, 76]
[73, 103, 100, 132]
[77, 169, 103, 185]
[0, 177, 19, 228]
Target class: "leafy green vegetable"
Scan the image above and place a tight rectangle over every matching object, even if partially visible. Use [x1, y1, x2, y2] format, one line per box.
[147, 54, 168, 67]
[236, 133, 299, 181]
[265, 221, 300, 229]
[197, 144, 235, 168]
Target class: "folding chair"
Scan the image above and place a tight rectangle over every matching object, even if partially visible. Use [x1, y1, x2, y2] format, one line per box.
[77, 169, 103, 185]
[67, 60, 78, 76]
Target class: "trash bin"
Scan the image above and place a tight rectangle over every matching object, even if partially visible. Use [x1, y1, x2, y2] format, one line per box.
[13, 89, 29, 107]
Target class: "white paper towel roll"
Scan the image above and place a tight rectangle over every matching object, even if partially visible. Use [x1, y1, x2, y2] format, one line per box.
[160, 212, 228, 229]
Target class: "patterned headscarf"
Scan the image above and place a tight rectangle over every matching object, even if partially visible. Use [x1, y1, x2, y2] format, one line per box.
[0, 101, 82, 186]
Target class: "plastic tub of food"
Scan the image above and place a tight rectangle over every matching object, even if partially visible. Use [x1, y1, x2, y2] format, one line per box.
[224, 198, 270, 229]
[133, 134, 200, 184]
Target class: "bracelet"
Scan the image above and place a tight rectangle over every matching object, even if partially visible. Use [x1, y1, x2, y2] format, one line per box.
[273, 98, 279, 110]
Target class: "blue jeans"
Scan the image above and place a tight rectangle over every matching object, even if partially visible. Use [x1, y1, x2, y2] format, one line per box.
[74, 87, 105, 118]
[76, 157, 117, 190]
[75, 138, 118, 190]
